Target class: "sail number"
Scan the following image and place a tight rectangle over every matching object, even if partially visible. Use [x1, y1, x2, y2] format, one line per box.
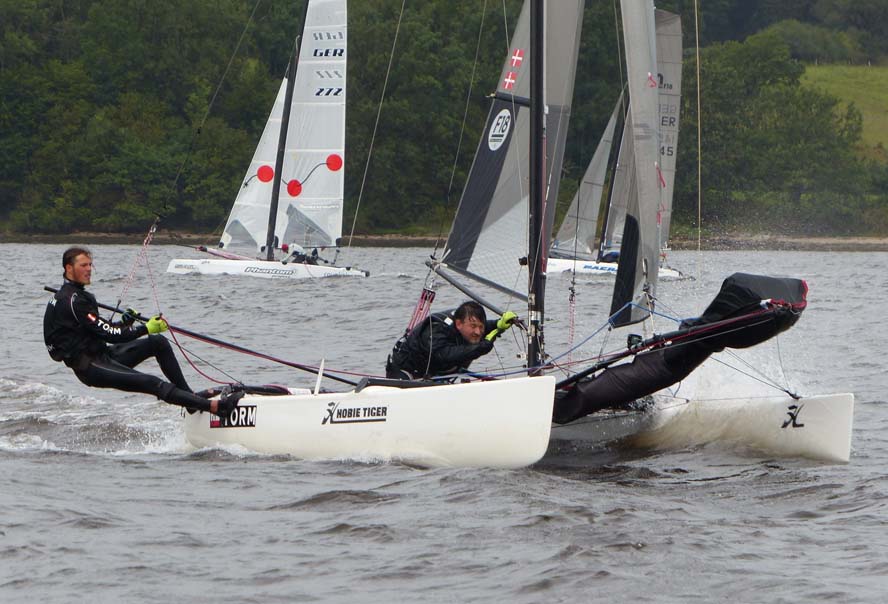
[315, 87, 343, 96]
[488, 108, 512, 151]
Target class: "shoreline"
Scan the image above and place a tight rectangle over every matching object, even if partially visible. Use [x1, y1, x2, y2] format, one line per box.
[3, 231, 888, 251]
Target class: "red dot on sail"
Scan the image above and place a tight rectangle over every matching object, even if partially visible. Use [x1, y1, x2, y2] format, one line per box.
[326, 154, 343, 172]
[287, 179, 303, 197]
[257, 165, 274, 182]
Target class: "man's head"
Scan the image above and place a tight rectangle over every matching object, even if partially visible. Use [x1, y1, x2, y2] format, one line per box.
[63, 247, 93, 285]
[453, 301, 487, 344]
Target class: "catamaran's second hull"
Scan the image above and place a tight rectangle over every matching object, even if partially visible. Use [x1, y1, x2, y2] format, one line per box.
[547, 257, 684, 280]
[184, 376, 555, 469]
[547, 392, 854, 464]
[166, 258, 368, 279]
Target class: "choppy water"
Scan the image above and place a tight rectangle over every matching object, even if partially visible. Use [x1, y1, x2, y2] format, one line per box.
[2, 243, 886, 603]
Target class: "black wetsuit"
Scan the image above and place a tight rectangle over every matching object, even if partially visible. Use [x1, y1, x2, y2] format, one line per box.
[385, 311, 496, 380]
[43, 279, 213, 412]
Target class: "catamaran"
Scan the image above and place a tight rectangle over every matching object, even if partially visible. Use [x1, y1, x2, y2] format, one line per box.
[184, 0, 853, 467]
[167, 0, 367, 280]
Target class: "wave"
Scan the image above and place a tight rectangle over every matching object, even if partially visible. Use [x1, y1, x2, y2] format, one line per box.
[0, 377, 188, 456]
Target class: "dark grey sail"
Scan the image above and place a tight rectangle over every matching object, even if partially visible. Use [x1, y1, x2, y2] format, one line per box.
[436, 0, 584, 307]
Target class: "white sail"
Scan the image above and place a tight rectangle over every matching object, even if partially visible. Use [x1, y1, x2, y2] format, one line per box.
[221, 0, 347, 253]
[609, 0, 661, 326]
[654, 9, 682, 249]
[551, 95, 622, 260]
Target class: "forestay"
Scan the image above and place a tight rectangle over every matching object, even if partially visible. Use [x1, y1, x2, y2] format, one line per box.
[220, 0, 347, 253]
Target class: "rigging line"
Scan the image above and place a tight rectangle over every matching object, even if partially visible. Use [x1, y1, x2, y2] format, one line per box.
[693, 0, 703, 259]
[117, 216, 160, 311]
[167, 329, 242, 385]
[718, 343, 796, 395]
[707, 354, 800, 398]
[433, 0, 489, 253]
[346, 0, 407, 250]
[169, 325, 373, 383]
[546, 306, 791, 383]
[121, 0, 263, 268]
[613, 0, 627, 105]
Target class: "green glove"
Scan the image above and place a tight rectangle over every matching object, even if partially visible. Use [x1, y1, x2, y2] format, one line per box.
[121, 308, 138, 325]
[486, 311, 519, 342]
[146, 315, 168, 334]
[497, 311, 518, 331]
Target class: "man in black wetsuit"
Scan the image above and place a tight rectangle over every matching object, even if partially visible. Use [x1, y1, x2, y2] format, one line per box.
[43, 247, 242, 417]
[385, 300, 517, 380]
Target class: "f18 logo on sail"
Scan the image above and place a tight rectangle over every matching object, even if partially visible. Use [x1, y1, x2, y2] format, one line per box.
[488, 109, 512, 151]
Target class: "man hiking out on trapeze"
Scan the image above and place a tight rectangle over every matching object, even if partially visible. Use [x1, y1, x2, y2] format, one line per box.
[43, 247, 242, 417]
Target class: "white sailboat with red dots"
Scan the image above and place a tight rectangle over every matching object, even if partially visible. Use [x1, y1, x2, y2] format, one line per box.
[167, 0, 367, 280]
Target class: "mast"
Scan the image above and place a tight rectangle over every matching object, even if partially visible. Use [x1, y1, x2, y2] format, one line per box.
[265, 0, 310, 261]
[527, 0, 545, 373]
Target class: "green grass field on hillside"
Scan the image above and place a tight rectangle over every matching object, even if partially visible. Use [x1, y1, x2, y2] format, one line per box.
[802, 64, 888, 163]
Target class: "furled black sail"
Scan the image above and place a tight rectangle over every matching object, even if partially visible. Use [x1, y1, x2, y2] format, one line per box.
[553, 273, 809, 424]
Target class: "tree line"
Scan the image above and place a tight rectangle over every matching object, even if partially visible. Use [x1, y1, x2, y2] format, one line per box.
[2, 0, 886, 239]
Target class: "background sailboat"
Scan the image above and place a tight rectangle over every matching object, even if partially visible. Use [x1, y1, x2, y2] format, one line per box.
[548, 8, 683, 279]
[167, 0, 367, 280]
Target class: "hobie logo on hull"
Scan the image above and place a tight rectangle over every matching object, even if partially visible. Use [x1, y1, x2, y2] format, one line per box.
[781, 403, 805, 429]
[488, 109, 512, 151]
[211, 405, 257, 428]
[322, 402, 388, 425]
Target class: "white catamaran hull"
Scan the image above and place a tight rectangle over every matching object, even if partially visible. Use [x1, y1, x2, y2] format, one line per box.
[184, 376, 555, 468]
[547, 257, 683, 280]
[550, 392, 854, 464]
[636, 392, 855, 463]
[166, 258, 368, 279]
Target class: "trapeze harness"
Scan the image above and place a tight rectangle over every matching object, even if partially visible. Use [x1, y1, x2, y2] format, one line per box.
[386, 311, 496, 380]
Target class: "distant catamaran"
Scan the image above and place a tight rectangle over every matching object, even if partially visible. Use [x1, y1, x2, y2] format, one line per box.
[167, 0, 367, 280]
[548, 9, 682, 279]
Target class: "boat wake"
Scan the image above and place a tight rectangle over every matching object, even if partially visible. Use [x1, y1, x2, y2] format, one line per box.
[0, 377, 188, 456]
